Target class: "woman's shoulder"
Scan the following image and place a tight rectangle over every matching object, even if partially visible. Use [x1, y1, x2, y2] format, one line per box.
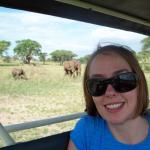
[70, 114, 104, 149]
[77, 114, 104, 129]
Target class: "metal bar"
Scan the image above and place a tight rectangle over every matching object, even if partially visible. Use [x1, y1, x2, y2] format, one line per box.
[0, 123, 15, 146]
[55, 0, 150, 26]
[5, 112, 86, 133]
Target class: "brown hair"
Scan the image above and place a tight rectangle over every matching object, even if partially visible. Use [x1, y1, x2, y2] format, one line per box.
[83, 45, 149, 117]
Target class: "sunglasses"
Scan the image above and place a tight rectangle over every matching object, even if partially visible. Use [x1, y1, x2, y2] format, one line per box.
[86, 72, 138, 97]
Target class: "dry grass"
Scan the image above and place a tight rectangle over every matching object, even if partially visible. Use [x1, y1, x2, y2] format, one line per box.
[0, 63, 85, 146]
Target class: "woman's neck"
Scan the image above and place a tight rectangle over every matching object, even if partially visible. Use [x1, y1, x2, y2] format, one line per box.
[107, 116, 149, 144]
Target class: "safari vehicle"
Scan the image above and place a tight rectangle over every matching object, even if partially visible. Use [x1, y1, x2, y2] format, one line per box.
[0, 0, 150, 149]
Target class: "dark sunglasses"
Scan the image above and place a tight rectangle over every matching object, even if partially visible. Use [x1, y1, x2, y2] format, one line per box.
[86, 72, 138, 97]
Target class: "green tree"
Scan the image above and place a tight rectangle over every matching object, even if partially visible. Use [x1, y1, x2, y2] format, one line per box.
[137, 51, 146, 63]
[50, 50, 77, 65]
[39, 52, 47, 64]
[0, 40, 11, 56]
[137, 50, 150, 70]
[141, 36, 150, 51]
[14, 39, 42, 64]
[139, 36, 150, 69]
[79, 54, 91, 64]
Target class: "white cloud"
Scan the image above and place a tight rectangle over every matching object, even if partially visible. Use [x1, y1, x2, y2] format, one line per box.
[91, 27, 146, 40]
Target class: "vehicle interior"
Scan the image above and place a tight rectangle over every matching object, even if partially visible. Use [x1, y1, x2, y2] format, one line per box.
[0, 0, 150, 149]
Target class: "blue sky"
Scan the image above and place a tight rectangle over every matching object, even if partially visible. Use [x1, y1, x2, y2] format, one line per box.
[0, 7, 148, 58]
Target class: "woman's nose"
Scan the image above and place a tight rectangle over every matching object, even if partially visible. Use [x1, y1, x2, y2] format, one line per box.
[105, 84, 117, 97]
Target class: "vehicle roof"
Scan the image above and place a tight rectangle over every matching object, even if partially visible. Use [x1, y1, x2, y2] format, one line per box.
[0, 0, 150, 35]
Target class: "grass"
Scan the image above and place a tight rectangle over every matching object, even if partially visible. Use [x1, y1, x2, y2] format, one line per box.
[0, 62, 85, 147]
[0, 64, 82, 95]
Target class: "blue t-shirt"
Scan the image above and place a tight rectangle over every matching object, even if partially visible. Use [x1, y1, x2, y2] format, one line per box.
[70, 115, 150, 150]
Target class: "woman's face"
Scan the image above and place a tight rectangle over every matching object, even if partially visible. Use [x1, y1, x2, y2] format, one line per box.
[89, 52, 138, 125]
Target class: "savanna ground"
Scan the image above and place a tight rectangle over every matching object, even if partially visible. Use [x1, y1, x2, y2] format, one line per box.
[0, 61, 85, 147]
[0, 61, 150, 147]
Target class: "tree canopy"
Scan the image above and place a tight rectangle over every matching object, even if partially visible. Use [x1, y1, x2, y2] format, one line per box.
[0, 40, 11, 56]
[141, 36, 150, 51]
[136, 36, 150, 70]
[50, 50, 77, 65]
[79, 54, 91, 64]
[138, 36, 150, 63]
[13, 39, 42, 64]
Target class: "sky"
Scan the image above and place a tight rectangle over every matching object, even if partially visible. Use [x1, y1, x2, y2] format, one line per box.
[0, 7, 148, 58]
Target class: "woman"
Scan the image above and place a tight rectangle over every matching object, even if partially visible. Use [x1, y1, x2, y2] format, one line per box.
[67, 44, 150, 150]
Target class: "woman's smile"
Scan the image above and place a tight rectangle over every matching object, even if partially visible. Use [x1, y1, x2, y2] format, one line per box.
[104, 102, 125, 113]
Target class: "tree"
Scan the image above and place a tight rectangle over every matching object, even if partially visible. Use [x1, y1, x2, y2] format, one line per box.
[50, 50, 77, 65]
[137, 50, 150, 70]
[139, 36, 150, 69]
[39, 52, 47, 64]
[137, 51, 146, 63]
[14, 39, 42, 64]
[79, 54, 91, 64]
[141, 36, 150, 51]
[0, 40, 11, 56]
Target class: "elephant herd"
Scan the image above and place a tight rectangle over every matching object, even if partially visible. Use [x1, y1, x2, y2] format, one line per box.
[11, 60, 81, 79]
